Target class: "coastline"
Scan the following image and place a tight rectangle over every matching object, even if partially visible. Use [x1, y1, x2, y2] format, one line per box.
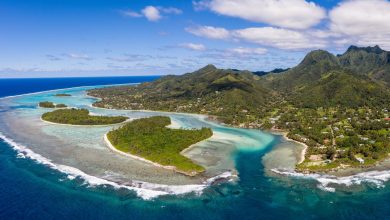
[269, 129, 308, 165]
[269, 129, 390, 177]
[0, 131, 238, 200]
[39, 103, 213, 177]
[0, 82, 139, 101]
[103, 133, 205, 177]
[3, 83, 390, 198]
[89, 98, 309, 167]
[40, 116, 132, 127]
[89, 102, 210, 121]
[87, 90, 390, 177]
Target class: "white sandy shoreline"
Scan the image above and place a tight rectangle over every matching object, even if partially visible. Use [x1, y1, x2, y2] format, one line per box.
[285, 133, 308, 164]
[270, 130, 308, 164]
[39, 107, 212, 176]
[4, 84, 390, 195]
[0, 131, 239, 200]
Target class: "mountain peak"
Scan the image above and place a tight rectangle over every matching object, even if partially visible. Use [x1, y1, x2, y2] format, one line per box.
[300, 49, 338, 66]
[199, 64, 217, 71]
[346, 45, 385, 54]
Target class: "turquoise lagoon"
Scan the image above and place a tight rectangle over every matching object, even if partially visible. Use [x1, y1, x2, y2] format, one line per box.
[0, 83, 390, 219]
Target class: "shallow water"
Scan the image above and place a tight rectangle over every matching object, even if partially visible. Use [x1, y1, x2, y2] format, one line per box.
[0, 84, 275, 195]
[0, 77, 389, 219]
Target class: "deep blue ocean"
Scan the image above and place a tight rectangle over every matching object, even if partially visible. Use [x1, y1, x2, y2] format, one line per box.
[0, 77, 389, 220]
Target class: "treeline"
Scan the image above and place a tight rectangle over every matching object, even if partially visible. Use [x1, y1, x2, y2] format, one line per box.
[107, 116, 213, 174]
[39, 101, 67, 108]
[42, 108, 127, 125]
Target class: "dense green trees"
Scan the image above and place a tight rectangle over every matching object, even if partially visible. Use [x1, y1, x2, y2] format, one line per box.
[88, 64, 274, 126]
[42, 108, 127, 125]
[39, 101, 67, 108]
[39, 101, 56, 108]
[54, 94, 72, 97]
[107, 116, 212, 175]
[88, 45, 390, 172]
[290, 71, 390, 108]
[55, 104, 67, 108]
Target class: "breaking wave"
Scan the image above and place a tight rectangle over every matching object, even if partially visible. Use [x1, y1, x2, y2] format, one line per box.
[271, 168, 390, 192]
[0, 132, 237, 200]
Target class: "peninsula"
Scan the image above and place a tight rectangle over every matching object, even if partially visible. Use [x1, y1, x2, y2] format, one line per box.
[105, 116, 212, 176]
[88, 46, 390, 174]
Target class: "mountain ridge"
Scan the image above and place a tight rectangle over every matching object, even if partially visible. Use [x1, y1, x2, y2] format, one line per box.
[264, 45, 388, 93]
[89, 45, 390, 116]
[88, 45, 390, 172]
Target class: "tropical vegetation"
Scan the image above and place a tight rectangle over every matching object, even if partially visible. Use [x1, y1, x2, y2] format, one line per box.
[55, 93, 72, 97]
[39, 101, 67, 108]
[42, 108, 128, 125]
[106, 116, 212, 175]
[88, 45, 390, 173]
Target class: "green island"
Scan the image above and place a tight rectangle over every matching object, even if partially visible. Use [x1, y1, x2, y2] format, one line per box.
[42, 108, 128, 125]
[39, 101, 67, 108]
[88, 45, 390, 174]
[55, 93, 72, 97]
[106, 116, 212, 176]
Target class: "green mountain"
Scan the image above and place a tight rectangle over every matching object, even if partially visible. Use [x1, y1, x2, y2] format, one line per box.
[89, 45, 390, 120]
[290, 71, 390, 108]
[88, 45, 390, 172]
[265, 50, 341, 92]
[263, 46, 390, 108]
[88, 64, 275, 124]
[338, 45, 390, 85]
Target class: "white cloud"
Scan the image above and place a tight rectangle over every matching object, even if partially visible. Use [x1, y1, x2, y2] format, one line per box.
[356, 36, 390, 50]
[107, 54, 151, 62]
[309, 29, 342, 39]
[330, 0, 390, 35]
[187, 25, 326, 50]
[142, 6, 162, 21]
[199, 0, 326, 29]
[186, 26, 230, 39]
[180, 43, 207, 51]
[122, 6, 182, 22]
[192, 0, 210, 11]
[228, 47, 268, 56]
[122, 10, 142, 18]
[107, 54, 176, 62]
[159, 7, 182, 14]
[329, 0, 390, 50]
[64, 53, 92, 60]
[233, 27, 326, 50]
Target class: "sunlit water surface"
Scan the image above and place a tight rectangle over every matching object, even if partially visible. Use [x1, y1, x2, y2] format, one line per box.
[0, 78, 389, 219]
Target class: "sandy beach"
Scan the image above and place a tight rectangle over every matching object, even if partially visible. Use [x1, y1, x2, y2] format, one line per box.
[270, 130, 309, 164]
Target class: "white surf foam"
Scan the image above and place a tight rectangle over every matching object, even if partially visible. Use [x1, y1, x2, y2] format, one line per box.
[271, 168, 390, 192]
[0, 132, 236, 200]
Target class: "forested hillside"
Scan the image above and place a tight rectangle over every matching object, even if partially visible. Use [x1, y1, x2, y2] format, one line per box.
[88, 45, 390, 172]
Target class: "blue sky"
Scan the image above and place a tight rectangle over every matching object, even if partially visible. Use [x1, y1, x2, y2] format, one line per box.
[1, 0, 390, 78]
